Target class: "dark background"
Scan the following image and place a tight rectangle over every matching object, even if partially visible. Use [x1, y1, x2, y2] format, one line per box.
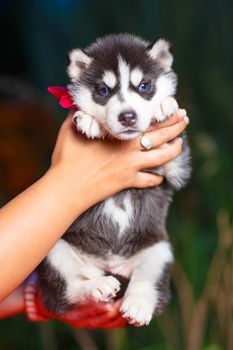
[0, 1, 232, 349]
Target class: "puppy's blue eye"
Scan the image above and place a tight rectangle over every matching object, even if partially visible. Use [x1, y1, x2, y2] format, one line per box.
[97, 86, 111, 96]
[138, 82, 150, 93]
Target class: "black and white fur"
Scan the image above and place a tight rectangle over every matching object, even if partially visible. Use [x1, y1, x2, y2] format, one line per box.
[38, 34, 191, 326]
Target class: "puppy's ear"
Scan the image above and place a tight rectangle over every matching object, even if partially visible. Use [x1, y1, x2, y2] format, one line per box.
[67, 49, 92, 82]
[147, 39, 173, 70]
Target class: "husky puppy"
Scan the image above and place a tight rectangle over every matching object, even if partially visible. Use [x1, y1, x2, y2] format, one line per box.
[38, 34, 191, 326]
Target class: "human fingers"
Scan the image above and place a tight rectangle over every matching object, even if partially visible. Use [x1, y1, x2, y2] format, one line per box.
[145, 115, 189, 149]
[137, 137, 183, 170]
[133, 172, 164, 188]
[68, 302, 114, 321]
[81, 312, 122, 329]
[97, 315, 127, 329]
[71, 306, 118, 328]
[78, 301, 126, 329]
[96, 300, 127, 328]
[152, 109, 188, 129]
[63, 305, 113, 328]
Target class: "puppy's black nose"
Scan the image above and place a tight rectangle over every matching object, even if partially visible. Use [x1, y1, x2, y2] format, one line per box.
[118, 111, 137, 127]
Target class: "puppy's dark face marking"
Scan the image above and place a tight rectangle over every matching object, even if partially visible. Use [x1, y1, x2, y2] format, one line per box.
[68, 34, 177, 139]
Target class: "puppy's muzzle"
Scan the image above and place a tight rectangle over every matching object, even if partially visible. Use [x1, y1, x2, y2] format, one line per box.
[118, 110, 137, 127]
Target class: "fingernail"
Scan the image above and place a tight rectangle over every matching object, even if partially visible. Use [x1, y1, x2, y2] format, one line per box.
[178, 109, 187, 119]
[184, 116, 189, 124]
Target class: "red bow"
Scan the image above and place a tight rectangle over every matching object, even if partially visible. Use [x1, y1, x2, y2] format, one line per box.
[48, 86, 79, 109]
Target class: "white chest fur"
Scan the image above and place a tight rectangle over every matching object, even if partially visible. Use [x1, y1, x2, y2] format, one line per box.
[103, 194, 133, 236]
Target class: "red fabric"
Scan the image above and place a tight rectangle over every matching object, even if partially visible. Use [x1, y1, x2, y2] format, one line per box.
[24, 281, 77, 323]
[47, 86, 79, 109]
[24, 281, 127, 328]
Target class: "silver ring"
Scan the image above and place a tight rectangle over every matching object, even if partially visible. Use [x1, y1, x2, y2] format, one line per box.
[140, 135, 153, 150]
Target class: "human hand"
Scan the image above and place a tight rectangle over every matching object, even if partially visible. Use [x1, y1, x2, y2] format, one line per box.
[54, 300, 126, 329]
[50, 109, 189, 214]
[0, 286, 126, 329]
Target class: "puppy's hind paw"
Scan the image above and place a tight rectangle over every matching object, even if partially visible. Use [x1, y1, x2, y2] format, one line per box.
[120, 296, 153, 327]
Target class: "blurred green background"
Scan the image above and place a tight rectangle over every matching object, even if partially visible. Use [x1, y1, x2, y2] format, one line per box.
[0, 0, 232, 349]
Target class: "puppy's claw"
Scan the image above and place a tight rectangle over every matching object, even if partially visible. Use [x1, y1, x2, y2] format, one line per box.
[120, 296, 153, 327]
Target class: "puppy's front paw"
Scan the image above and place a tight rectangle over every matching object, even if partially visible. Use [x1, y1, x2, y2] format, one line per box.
[160, 96, 178, 118]
[120, 296, 154, 326]
[155, 97, 178, 121]
[73, 111, 105, 138]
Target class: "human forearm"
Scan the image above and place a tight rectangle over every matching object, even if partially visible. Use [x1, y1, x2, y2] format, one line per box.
[0, 167, 90, 301]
